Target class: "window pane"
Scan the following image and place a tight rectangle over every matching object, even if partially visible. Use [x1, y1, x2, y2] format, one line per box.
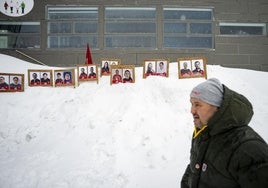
[164, 23, 186, 33]
[74, 22, 98, 33]
[164, 37, 212, 48]
[48, 7, 98, 19]
[105, 7, 155, 19]
[190, 23, 212, 34]
[0, 22, 40, 33]
[105, 22, 156, 33]
[48, 22, 71, 33]
[219, 23, 266, 35]
[48, 36, 97, 48]
[105, 36, 155, 48]
[164, 8, 212, 20]
[0, 35, 40, 49]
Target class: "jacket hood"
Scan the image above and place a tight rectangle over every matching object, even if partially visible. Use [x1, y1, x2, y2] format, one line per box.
[207, 85, 254, 136]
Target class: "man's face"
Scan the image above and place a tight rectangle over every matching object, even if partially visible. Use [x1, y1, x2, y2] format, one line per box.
[0, 77, 5, 83]
[190, 98, 218, 129]
[13, 77, 18, 83]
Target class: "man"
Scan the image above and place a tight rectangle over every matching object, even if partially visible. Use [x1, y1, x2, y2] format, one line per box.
[181, 78, 268, 188]
[10, 76, 22, 90]
[79, 68, 88, 79]
[192, 61, 204, 75]
[30, 72, 40, 85]
[41, 72, 50, 85]
[156, 61, 167, 76]
[181, 62, 192, 76]
[88, 66, 96, 79]
[0, 76, 9, 90]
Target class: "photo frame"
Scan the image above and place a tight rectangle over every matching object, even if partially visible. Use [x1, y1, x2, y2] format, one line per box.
[54, 69, 75, 87]
[28, 69, 53, 87]
[143, 59, 169, 78]
[77, 64, 99, 84]
[178, 57, 207, 79]
[0, 73, 24, 92]
[110, 65, 135, 85]
[100, 58, 121, 76]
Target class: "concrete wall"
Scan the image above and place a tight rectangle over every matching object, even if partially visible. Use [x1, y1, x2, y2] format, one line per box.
[1, 0, 268, 71]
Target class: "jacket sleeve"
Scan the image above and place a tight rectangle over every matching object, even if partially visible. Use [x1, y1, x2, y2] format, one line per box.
[181, 164, 190, 188]
[229, 140, 268, 188]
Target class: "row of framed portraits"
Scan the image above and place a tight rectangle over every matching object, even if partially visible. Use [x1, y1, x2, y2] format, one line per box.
[0, 57, 207, 92]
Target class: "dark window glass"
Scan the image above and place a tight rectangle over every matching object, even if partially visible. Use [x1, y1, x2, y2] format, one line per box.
[48, 36, 97, 48]
[220, 24, 266, 35]
[0, 22, 40, 49]
[105, 22, 156, 33]
[164, 9, 212, 20]
[164, 37, 212, 48]
[190, 23, 212, 34]
[164, 23, 187, 33]
[105, 7, 155, 19]
[105, 36, 155, 48]
[74, 22, 98, 33]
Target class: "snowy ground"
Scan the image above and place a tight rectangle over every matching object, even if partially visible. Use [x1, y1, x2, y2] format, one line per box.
[0, 54, 268, 188]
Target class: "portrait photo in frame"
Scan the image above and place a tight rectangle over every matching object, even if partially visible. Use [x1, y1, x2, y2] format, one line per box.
[143, 59, 169, 78]
[100, 58, 121, 76]
[178, 57, 207, 79]
[0, 73, 24, 92]
[28, 69, 53, 87]
[77, 64, 98, 84]
[110, 65, 135, 85]
[54, 69, 75, 87]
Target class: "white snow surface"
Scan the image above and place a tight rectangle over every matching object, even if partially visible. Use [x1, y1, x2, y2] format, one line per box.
[0, 54, 268, 188]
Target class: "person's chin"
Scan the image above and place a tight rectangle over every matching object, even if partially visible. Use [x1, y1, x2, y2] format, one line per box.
[194, 120, 202, 128]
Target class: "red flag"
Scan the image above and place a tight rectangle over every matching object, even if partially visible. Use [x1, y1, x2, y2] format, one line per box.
[85, 43, 93, 64]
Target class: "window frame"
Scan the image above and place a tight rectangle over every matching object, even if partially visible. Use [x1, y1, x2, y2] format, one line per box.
[0, 21, 40, 49]
[46, 6, 99, 49]
[163, 7, 214, 49]
[104, 6, 157, 49]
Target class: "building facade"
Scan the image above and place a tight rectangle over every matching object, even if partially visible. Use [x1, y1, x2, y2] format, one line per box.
[1, 0, 268, 71]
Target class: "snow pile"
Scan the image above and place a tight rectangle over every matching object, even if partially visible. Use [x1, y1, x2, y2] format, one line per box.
[0, 54, 268, 188]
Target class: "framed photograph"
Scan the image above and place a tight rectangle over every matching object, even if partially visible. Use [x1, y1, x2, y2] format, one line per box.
[0, 73, 24, 92]
[110, 65, 135, 85]
[178, 57, 207, 79]
[143, 59, 169, 78]
[54, 69, 75, 87]
[100, 58, 121, 76]
[28, 69, 53, 86]
[77, 64, 98, 84]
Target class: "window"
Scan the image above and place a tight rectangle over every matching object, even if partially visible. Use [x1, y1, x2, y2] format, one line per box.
[219, 23, 266, 36]
[47, 7, 98, 48]
[163, 8, 213, 49]
[105, 7, 156, 48]
[0, 22, 40, 49]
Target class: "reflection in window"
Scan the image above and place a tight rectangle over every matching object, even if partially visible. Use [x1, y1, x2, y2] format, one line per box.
[105, 7, 156, 48]
[0, 22, 40, 49]
[163, 8, 213, 49]
[48, 36, 97, 48]
[47, 7, 98, 48]
[106, 36, 155, 48]
[219, 23, 266, 36]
